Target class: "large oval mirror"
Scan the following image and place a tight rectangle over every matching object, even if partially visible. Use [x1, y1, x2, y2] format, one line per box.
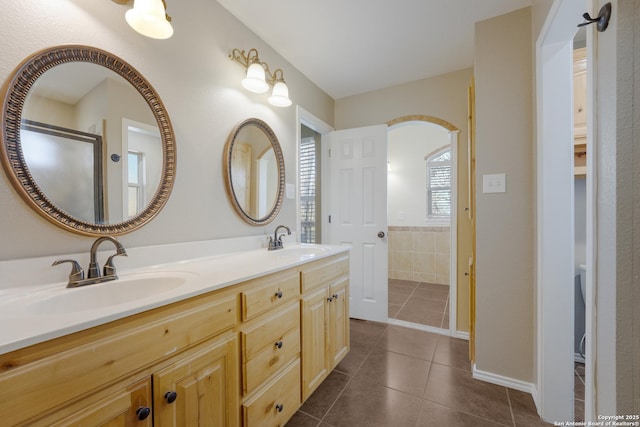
[0, 45, 176, 236]
[223, 118, 285, 225]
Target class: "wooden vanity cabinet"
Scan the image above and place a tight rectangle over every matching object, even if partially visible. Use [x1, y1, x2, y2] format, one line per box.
[300, 255, 350, 401]
[0, 252, 350, 427]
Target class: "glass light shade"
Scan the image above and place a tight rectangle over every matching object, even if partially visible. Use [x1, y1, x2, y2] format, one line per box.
[242, 63, 269, 93]
[268, 81, 292, 107]
[125, 0, 174, 40]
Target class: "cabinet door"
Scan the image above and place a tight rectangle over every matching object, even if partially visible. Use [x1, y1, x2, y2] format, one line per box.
[301, 286, 329, 401]
[153, 333, 239, 427]
[45, 379, 151, 427]
[329, 278, 349, 368]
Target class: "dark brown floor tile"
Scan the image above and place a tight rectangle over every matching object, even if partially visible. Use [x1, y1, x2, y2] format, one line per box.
[300, 370, 351, 419]
[396, 306, 444, 327]
[335, 340, 371, 375]
[404, 296, 447, 312]
[349, 347, 430, 397]
[508, 389, 554, 426]
[285, 411, 321, 426]
[349, 319, 388, 346]
[575, 398, 585, 422]
[323, 382, 423, 427]
[389, 292, 410, 306]
[376, 324, 439, 360]
[389, 282, 417, 295]
[416, 400, 509, 427]
[433, 335, 472, 371]
[575, 373, 585, 401]
[412, 287, 450, 301]
[424, 364, 512, 425]
[388, 303, 402, 318]
[442, 313, 450, 329]
[417, 282, 449, 293]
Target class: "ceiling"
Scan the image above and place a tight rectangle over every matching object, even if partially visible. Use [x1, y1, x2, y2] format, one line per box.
[217, 0, 535, 99]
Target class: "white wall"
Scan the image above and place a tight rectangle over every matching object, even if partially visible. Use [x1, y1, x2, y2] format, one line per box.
[0, 0, 333, 263]
[474, 7, 534, 382]
[388, 122, 450, 226]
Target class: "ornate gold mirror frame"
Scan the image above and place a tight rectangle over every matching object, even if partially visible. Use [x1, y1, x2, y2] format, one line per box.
[0, 45, 176, 236]
[223, 118, 285, 226]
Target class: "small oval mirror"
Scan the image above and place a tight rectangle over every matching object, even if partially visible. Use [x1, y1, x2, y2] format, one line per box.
[223, 118, 285, 225]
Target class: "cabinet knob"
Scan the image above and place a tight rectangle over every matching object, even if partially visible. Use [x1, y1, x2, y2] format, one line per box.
[164, 391, 178, 404]
[275, 340, 283, 349]
[327, 296, 334, 302]
[275, 403, 284, 412]
[136, 406, 151, 420]
[275, 290, 283, 299]
[333, 293, 339, 300]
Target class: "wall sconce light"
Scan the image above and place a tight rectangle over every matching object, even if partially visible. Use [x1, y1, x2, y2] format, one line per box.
[113, 0, 174, 39]
[229, 48, 292, 107]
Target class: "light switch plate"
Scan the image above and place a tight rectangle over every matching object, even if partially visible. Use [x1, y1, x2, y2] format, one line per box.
[482, 173, 506, 193]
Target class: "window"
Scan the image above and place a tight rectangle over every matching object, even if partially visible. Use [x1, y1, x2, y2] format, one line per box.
[299, 125, 321, 243]
[426, 148, 451, 218]
[127, 151, 145, 218]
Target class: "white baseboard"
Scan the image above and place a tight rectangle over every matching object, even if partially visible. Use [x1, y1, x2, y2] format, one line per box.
[472, 364, 536, 395]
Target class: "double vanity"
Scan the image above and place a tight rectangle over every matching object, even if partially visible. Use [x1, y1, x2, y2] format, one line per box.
[0, 241, 350, 426]
[0, 43, 344, 426]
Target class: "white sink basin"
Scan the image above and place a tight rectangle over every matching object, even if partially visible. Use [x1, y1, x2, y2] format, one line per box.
[273, 245, 331, 258]
[24, 272, 196, 315]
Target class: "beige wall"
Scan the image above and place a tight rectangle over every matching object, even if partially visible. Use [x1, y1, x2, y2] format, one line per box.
[0, 1, 333, 261]
[335, 67, 473, 334]
[474, 7, 534, 382]
[389, 226, 450, 285]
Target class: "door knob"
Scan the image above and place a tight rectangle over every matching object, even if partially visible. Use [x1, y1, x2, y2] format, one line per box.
[377, 231, 385, 238]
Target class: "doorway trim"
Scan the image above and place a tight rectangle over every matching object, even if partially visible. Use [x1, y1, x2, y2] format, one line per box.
[535, 0, 595, 421]
[386, 115, 461, 338]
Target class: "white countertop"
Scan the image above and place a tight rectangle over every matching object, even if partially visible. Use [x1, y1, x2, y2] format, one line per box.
[0, 243, 349, 355]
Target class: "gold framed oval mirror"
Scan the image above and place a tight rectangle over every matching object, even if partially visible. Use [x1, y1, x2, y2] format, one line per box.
[223, 118, 285, 226]
[0, 45, 176, 236]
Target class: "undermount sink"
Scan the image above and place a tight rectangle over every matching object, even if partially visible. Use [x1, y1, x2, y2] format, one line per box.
[273, 245, 331, 258]
[24, 272, 196, 315]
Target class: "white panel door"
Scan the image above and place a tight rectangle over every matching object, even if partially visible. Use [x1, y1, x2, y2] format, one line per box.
[329, 125, 388, 322]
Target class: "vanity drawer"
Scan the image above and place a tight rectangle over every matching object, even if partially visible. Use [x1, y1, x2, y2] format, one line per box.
[241, 303, 300, 394]
[301, 255, 349, 293]
[242, 358, 301, 427]
[241, 269, 300, 321]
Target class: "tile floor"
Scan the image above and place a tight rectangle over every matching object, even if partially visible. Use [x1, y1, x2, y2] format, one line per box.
[575, 362, 585, 422]
[286, 319, 552, 427]
[388, 279, 449, 329]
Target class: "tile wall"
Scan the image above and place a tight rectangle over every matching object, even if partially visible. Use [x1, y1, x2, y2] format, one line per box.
[389, 226, 450, 285]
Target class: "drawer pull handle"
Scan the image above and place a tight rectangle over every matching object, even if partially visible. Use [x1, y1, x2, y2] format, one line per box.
[275, 290, 283, 299]
[275, 340, 283, 349]
[275, 403, 284, 412]
[136, 406, 151, 420]
[164, 391, 178, 404]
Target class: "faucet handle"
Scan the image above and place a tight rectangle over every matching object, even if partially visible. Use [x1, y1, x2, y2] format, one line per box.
[52, 259, 85, 283]
[103, 252, 127, 278]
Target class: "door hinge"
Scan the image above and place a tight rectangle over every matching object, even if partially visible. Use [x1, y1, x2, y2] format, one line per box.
[328, 215, 332, 224]
[328, 148, 332, 157]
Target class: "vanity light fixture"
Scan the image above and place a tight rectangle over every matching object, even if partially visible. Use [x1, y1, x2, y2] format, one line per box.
[117, 0, 174, 39]
[229, 48, 292, 107]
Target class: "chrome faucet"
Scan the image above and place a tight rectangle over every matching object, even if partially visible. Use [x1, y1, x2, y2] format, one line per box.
[268, 225, 291, 251]
[52, 236, 128, 288]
